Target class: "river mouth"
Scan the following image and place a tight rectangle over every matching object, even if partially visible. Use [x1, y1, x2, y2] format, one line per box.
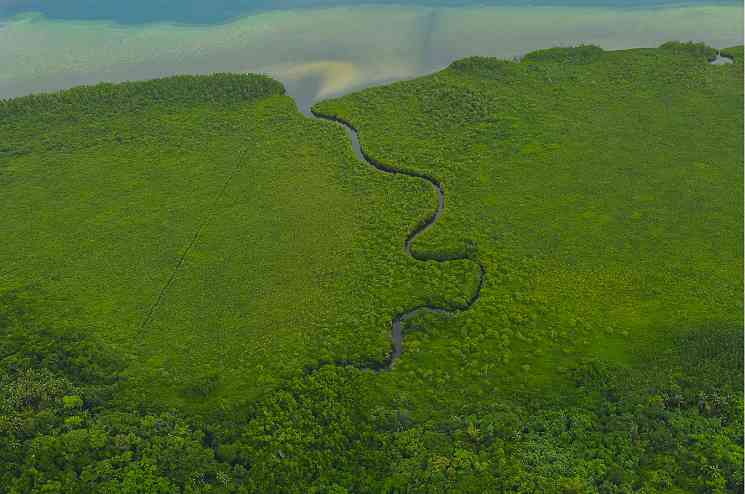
[1, 4, 742, 102]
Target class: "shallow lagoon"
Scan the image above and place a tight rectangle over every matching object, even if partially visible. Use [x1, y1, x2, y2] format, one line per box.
[1, 3, 742, 109]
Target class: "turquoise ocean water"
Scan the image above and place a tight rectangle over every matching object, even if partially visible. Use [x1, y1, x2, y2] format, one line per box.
[1, 1, 742, 108]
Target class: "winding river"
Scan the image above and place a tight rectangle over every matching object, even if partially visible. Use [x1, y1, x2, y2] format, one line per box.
[296, 45, 739, 368]
[303, 106, 486, 368]
[299, 51, 736, 368]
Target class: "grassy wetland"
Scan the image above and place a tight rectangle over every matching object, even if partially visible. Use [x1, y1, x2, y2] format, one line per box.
[0, 73, 480, 411]
[315, 41, 743, 387]
[1, 43, 743, 492]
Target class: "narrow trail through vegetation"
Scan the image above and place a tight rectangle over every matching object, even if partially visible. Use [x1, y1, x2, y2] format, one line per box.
[305, 106, 486, 368]
[138, 163, 244, 332]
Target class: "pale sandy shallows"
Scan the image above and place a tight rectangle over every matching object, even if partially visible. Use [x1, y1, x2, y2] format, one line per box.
[1, 4, 742, 106]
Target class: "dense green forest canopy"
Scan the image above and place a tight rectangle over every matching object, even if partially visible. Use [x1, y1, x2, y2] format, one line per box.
[1, 43, 743, 492]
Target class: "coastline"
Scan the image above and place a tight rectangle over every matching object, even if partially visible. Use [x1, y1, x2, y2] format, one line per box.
[0, 3, 742, 105]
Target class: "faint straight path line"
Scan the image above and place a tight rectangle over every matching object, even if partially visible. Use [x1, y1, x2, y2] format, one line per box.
[138, 163, 243, 332]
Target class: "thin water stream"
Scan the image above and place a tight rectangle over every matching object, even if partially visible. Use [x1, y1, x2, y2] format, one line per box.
[301, 104, 485, 368]
[298, 48, 737, 367]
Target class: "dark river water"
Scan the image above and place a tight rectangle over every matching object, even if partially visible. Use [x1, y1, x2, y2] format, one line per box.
[1, 1, 741, 107]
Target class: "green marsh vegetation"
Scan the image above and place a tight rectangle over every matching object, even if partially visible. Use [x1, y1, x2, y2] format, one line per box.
[315, 41, 743, 399]
[0, 73, 479, 412]
[1, 43, 743, 492]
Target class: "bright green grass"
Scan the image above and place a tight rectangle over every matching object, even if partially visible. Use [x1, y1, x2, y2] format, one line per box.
[0, 74, 480, 411]
[314, 43, 743, 414]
